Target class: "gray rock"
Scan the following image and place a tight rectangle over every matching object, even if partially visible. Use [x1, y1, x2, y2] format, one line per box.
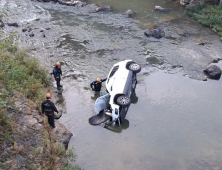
[29, 33, 35, 37]
[96, 6, 111, 12]
[144, 28, 165, 39]
[154, 6, 169, 12]
[180, 0, 191, 6]
[7, 23, 19, 27]
[124, 10, 136, 17]
[43, 0, 51, 2]
[22, 28, 27, 32]
[53, 123, 73, 149]
[203, 65, 221, 80]
[73, 1, 86, 7]
[211, 58, 221, 63]
[64, 70, 82, 78]
[0, 20, 5, 28]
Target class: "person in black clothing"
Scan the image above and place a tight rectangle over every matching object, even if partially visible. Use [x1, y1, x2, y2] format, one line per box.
[52, 62, 62, 90]
[90, 78, 107, 93]
[41, 93, 58, 128]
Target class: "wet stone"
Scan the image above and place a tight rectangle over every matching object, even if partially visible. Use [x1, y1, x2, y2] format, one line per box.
[124, 10, 136, 17]
[96, 6, 111, 12]
[203, 65, 222, 80]
[7, 23, 19, 27]
[211, 58, 221, 63]
[29, 33, 35, 37]
[22, 28, 27, 32]
[154, 6, 169, 12]
[144, 28, 165, 39]
[0, 20, 5, 28]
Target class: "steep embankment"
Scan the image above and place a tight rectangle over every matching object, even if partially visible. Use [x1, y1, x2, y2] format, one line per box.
[0, 37, 74, 170]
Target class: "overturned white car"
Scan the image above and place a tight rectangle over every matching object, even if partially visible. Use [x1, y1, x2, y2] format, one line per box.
[89, 59, 141, 126]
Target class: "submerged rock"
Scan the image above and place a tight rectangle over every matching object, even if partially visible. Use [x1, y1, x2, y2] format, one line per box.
[7, 23, 19, 27]
[0, 20, 5, 28]
[154, 6, 169, 12]
[144, 28, 165, 39]
[22, 28, 27, 32]
[211, 58, 221, 63]
[29, 33, 35, 37]
[96, 6, 111, 12]
[64, 70, 82, 79]
[203, 65, 221, 80]
[124, 10, 136, 17]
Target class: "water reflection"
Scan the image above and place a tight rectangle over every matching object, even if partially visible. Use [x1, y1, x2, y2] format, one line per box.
[105, 119, 129, 133]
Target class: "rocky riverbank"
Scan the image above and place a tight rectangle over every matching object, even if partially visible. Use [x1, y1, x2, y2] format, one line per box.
[0, 37, 74, 169]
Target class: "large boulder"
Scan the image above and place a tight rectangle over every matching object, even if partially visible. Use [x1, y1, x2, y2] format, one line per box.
[96, 6, 111, 12]
[53, 123, 73, 149]
[203, 65, 221, 80]
[124, 10, 136, 17]
[144, 28, 165, 39]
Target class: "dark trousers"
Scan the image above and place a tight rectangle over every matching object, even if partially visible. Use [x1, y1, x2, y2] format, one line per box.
[56, 78, 61, 90]
[46, 113, 55, 128]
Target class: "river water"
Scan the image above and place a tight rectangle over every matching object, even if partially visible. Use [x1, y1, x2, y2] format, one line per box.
[1, 0, 222, 169]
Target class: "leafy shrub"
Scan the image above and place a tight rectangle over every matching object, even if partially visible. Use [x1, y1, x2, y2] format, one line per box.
[187, 5, 222, 39]
[0, 37, 50, 105]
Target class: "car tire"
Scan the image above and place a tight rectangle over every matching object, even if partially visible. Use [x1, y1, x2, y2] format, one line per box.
[116, 95, 131, 106]
[129, 63, 141, 73]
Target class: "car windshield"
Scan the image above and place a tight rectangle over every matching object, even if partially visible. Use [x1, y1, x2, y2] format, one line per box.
[109, 66, 119, 78]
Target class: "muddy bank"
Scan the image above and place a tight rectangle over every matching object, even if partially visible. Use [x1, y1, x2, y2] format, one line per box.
[0, 39, 73, 169]
[0, 91, 72, 169]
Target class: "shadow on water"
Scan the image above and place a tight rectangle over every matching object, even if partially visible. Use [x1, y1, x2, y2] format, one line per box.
[130, 91, 138, 104]
[105, 119, 130, 133]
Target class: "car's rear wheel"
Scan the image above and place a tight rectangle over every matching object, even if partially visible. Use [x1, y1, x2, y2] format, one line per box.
[129, 63, 141, 73]
[117, 95, 131, 106]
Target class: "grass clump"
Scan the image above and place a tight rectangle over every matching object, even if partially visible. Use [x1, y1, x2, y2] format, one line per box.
[187, 5, 222, 39]
[0, 37, 50, 105]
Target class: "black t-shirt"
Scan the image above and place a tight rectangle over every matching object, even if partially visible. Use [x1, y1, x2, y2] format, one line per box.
[53, 66, 62, 79]
[41, 100, 58, 114]
[90, 79, 107, 92]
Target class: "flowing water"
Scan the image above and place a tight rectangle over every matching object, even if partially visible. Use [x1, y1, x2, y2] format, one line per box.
[1, 0, 222, 169]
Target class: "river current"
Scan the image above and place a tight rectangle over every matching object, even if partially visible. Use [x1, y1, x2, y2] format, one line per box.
[1, 0, 222, 169]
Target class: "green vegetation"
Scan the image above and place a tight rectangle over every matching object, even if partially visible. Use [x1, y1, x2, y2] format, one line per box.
[0, 37, 50, 106]
[187, 5, 222, 39]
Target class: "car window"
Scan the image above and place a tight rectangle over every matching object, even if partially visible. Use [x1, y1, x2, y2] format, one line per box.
[109, 66, 119, 78]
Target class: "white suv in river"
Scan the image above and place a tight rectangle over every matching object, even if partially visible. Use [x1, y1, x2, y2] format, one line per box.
[90, 59, 141, 126]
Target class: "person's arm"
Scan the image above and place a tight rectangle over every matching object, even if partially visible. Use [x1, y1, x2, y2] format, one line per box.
[52, 68, 57, 79]
[90, 82, 95, 91]
[101, 78, 107, 82]
[51, 102, 59, 113]
[60, 68, 62, 76]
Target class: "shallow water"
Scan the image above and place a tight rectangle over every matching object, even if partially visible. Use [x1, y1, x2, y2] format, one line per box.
[1, 0, 222, 169]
